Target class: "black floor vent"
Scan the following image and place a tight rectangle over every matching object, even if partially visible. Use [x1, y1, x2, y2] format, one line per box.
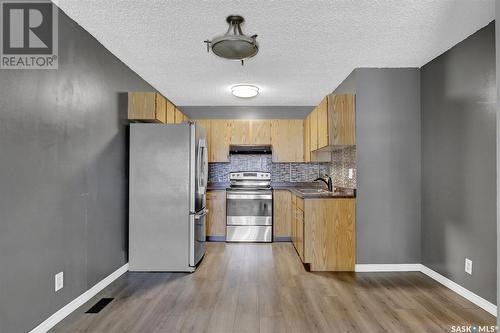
[85, 298, 114, 314]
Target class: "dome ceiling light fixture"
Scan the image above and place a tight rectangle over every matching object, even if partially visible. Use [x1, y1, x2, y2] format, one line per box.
[204, 15, 258, 66]
[230, 84, 260, 98]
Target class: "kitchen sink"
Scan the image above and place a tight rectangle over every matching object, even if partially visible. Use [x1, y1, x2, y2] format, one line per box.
[296, 188, 329, 194]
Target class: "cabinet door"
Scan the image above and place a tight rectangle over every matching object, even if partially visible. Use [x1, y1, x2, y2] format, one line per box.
[128, 92, 156, 121]
[174, 107, 184, 124]
[328, 94, 355, 145]
[250, 120, 271, 144]
[304, 199, 356, 271]
[273, 190, 292, 239]
[155, 94, 167, 123]
[291, 194, 297, 247]
[296, 208, 304, 261]
[303, 114, 311, 162]
[230, 120, 251, 144]
[310, 107, 318, 151]
[166, 100, 176, 124]
[317, 96, 328, 149]
[271, 120, 304, 162]
[210, 120, 231, 162]
[206, 190, 226, 238]
[195, 120, 211, 161]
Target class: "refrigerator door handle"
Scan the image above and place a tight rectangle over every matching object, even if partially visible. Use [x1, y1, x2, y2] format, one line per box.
[195, 208, 209, 219]
[189, 214, 195, 267]
[197, 139, 207, 194]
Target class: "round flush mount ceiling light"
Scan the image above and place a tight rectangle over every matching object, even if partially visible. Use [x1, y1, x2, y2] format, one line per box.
[204, 15, 258, 66]
[230, 84, 260, 98]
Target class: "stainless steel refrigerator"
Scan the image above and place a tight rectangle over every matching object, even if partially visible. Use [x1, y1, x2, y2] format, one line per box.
[129, 123, 208, 272]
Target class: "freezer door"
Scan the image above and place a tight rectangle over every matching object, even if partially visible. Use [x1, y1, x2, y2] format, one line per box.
[191, 123, 208, 213]
[190, 208, 207, 267]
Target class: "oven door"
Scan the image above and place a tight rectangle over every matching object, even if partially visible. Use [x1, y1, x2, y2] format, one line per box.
[226, 190, 272, 242]
[226, 190, 272, 226]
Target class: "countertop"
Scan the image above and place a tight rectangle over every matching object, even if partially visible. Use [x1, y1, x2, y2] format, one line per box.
[207, 182, 356, 199]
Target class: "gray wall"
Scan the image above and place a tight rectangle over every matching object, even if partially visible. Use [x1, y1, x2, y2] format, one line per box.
[421, 22, 496, 303]
[180, 106, 313, 119]
[0, 9, 155, 333]
[497, 0, 500, 320]
[334, 68, 422, 264]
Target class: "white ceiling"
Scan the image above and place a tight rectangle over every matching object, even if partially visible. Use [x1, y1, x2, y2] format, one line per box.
[53, 0, 494, 106]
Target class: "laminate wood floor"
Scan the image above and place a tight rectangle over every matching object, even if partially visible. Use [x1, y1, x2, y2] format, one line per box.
[51, 243, 495, 333]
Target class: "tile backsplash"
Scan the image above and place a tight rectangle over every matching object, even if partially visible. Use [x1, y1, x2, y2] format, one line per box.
[208, 150, 356, 188]
[208, 154, 331, 183]
[331, 146, 356, 188]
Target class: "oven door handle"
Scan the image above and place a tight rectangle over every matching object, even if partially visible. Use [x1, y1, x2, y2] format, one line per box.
[227, 194, 273, 200]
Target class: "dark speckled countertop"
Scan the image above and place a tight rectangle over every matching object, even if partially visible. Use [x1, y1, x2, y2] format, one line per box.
[207, 182, 356, 199]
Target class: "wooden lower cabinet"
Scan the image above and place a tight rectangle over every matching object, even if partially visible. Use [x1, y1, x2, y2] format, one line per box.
[273, 190, 292, 240]
[291, 193, 304, 260]
[290, 191, 355, 271]
[304, 198, 355, 271]
[206, 190, 226, 239]
[295, 203, 304, 261]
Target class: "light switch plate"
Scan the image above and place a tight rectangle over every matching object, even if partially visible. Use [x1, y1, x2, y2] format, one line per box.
[465, 258, 472, 275]
[348, 168, 354, 179]
[55, 272, 64, 291]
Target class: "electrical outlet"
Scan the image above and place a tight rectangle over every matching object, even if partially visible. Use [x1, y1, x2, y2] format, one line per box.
[465, 258, 472, 275]
[55, 272, 64, 292]
[348, 168, 354, 179]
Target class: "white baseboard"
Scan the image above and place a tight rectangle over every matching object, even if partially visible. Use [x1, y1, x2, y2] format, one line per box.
[420, 265, 497, 317]
[355, 263, 497, 317]
[29, 263, 129, 333]
[355, 263, 422, 272]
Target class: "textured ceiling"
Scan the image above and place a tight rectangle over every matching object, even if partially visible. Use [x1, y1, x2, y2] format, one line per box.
[53, 0, 494, 106]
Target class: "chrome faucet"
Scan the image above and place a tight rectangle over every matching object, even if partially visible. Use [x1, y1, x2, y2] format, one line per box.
[314, 174, 333, 192]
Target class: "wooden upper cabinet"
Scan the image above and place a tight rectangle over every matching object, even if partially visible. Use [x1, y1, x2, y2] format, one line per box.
[229, 120, 271, 145]
[195, 120, 211, 160]
[210, 120, 231, 162]
[305, 93, 355, 151]
[328, 93, 355, 146]
[249, 120, 271, 144]
[155, 94, 167, 123]
[310, 107, 318, 151]
[303, 114, 311, 162]
[174, 107, 184, 124]
[271, 120, 304, 162]
[166, 100, 176, 124]
[230, 120, 251, 145]
[128, 92, 167, 123]
[317, 96, 329, 149]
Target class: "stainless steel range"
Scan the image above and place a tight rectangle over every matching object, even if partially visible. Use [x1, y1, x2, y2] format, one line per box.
[226, 172, 272, 242]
